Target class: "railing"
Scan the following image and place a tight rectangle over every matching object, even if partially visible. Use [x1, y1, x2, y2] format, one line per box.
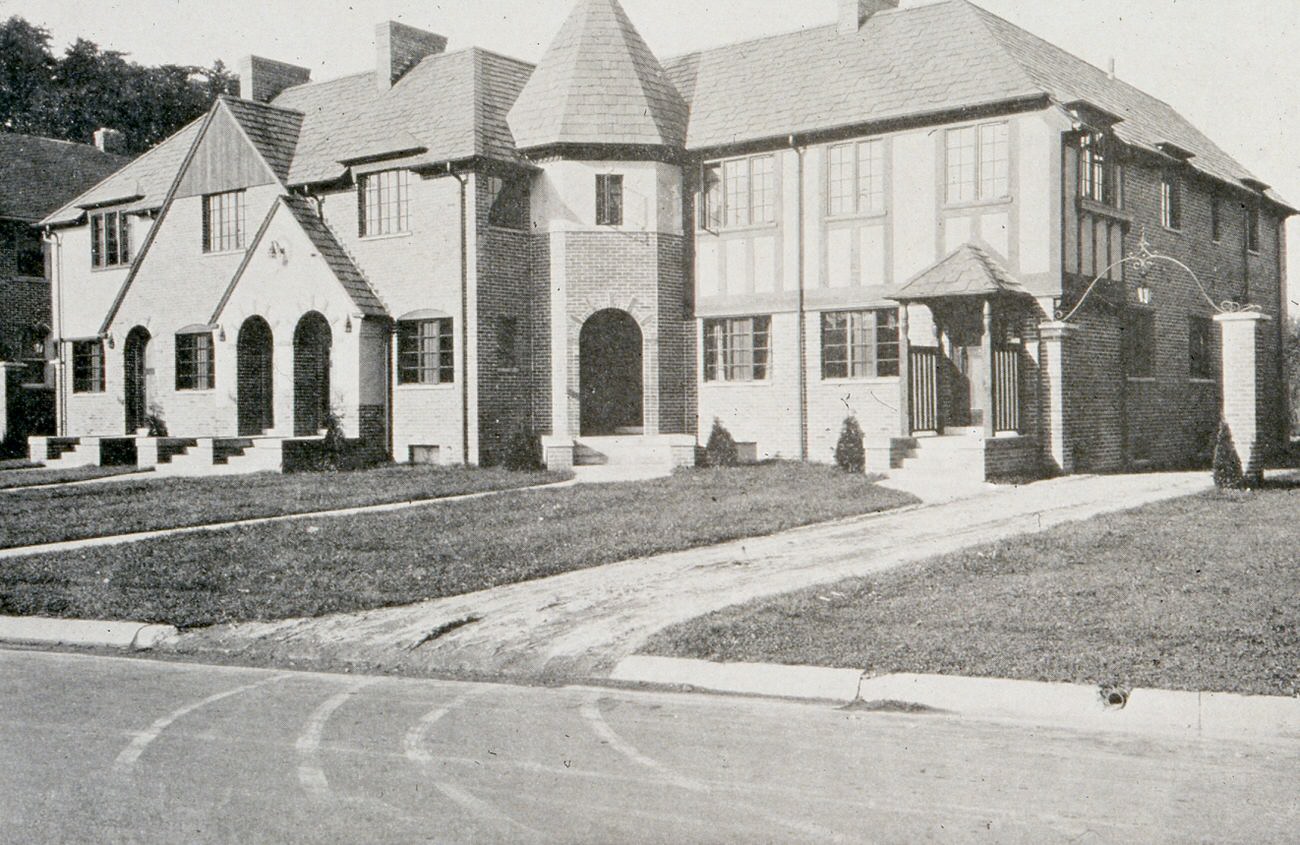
[909, 347, 939, 433]
[992, 347, 1021, 433]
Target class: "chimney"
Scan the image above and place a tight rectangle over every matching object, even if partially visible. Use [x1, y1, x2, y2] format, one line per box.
[839, 0, 900, 34]
[239, 55, 312, 103]
[376, 21, 448, 91]
[93, 127, 125, 155]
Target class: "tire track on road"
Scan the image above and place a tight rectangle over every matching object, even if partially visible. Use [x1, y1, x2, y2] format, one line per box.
[295, 678, 379, 797]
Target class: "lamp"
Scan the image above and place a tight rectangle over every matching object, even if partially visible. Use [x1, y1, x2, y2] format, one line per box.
[344, 315, 353, 333]
[106, 332, 115, 349]
[217, 325, 226, 342]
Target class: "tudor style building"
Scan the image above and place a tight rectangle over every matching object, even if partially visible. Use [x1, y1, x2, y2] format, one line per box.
[39, 0, 1292, 477]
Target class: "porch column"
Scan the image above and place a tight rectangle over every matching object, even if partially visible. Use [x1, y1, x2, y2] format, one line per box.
[981, 298, 995, 438]
[1214, 311, 1273, 482]
[1038, 320, 1076, 474]
[897, 304, 911, 435]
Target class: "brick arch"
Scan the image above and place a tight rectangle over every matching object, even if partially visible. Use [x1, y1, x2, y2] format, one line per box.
[572, 293, 655, 339]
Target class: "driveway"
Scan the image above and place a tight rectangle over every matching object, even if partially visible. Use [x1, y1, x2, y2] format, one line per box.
[169, 472, 1212, 679]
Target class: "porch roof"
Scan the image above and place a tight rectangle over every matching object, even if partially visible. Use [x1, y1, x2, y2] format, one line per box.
[889, 243, 1032, 303]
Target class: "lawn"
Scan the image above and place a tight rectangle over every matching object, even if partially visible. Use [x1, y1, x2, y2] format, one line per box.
[644, 477, 1300, 697]
[0, 465, 565, 549]
[0, 463, 916, 628]
[0, 465, 147, 490]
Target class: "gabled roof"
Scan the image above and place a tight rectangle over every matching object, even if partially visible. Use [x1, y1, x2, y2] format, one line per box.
[507, 0, 687, 150]
[0, 133, 131, 222]
[280, 196, 386, 316]
[42, 119, 203, 226]
[891, 242, 1031, 301]
[220, 96, 303, 183]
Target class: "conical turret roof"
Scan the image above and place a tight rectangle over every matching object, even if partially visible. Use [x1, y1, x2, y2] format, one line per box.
[508, 0, 687, 151]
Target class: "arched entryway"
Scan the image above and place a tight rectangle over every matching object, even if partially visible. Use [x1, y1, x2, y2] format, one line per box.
[236, 316, 274, 436]
[579, 309, 643, 436]
[123, 326, 151, 433]
[293, 312, 331, 436]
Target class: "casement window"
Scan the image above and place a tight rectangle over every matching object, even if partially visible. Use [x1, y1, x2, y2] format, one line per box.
[945, 122, 1009, 204]
[1210, 197, 1222, 242]
[1246, 204, 1261, 253]
[1188, 316, 1215, 380]
[203, 190, 246, 252]
[703, 316, 770, 382]
[174, 332, 215, 391]
[495, 316, 519, 371]
[1078, 131, 1121, 207]
[71, 340, 105, 393]
[91, 211, 130, 268]
[12, 228, 44, 276]
[359, 169, 410, 237]
[396, 318, 454, 385]
[702, 154, 777, 229]
[1160, 175, 1182, 230]
[1122, 308, 1156, 378]
[827, 139, 885, 217]
[486, 175, 530, 230]
[821, 309, 900, 379]
[596, 174, 623, 226]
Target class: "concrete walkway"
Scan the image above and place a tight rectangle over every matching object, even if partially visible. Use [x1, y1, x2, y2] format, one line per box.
[169, 471, 1213, 680]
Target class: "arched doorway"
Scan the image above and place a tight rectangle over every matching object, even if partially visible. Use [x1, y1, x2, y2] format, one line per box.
[236, 316, 274, 436]
[293, 312, 331, 436]
[123, 326, 151, 433]
[579, 309, 643, 436]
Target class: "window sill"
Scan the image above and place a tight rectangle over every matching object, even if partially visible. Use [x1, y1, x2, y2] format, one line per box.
[1162, 225, 1182, 234]
[91, 264, 130, 273]
[1077, 197, 1132, 223]
[698, 221, 779, 235]
[821, 375, 900, 386]
[1125, 376, 1157, 383]
[943, 196, 1012, 212]
[202, 247, 246, 258]
[487, 224, 530, 234]
[71, 390, 106, 395]
[825, 210, 887, 224]
[495, 367, 521, 375]
[1247, 249, 1262, 256]
[701, 378, 771, 388]
[175, 388, 217, 394]
[1188, 377, 1218, 385]
[396, 382, 456, 391]
[360, 230, 412, 242]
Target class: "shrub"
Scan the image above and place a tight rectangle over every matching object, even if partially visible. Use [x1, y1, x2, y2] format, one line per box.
[704, 418, 738, 468]
[1212, 420, 1245, 489]
[145, 405, 168, 438]
[503, 427, 544, 472]
[834, 416, 866, 473]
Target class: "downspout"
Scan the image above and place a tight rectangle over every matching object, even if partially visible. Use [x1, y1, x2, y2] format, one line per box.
[447, 162, 470, 464]
[42, 227, 65, 436]
[791, 135, 808, 461]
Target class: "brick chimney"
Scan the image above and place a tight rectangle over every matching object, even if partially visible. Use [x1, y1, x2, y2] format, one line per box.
[239, 55, 312, 103]
[93, 127, 125, 155]
[839, 0, 900, 33]
[376, 21, 447, 91]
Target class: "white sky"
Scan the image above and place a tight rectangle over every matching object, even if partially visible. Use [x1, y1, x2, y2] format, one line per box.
[5, 0, 1297, 311]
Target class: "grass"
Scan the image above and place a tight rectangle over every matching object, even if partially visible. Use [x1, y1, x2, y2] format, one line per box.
[0, 465, 147, 490]
[0, 459, 41, 471]
[1, 465, 565, 549]
[644, 475, 1300, 697]
[0, 462, 916, 629]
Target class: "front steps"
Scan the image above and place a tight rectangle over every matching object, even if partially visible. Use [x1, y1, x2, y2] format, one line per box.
[28, 434, 288, 476]
[544, 434, 697, 481]
[155, 437, 285, 476]
[29, 436, 99, 469]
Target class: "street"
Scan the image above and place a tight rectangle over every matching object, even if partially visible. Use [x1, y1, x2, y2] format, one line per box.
[2, 649, 1295, 843]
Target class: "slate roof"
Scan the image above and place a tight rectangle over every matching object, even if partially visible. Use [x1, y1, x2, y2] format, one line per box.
[279, 195, 387, 316]
[220, 96, 303, 183]
[507, 0, 687, 150]
[891, 242, 1031, 301]
[0, 133, 131, 222]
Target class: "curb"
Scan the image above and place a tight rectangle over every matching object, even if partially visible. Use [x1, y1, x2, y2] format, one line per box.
[0, 616, 178, 651]
[611, 656, 1300, 742]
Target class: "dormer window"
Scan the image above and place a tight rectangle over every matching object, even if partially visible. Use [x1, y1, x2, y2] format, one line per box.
[596, 174, 623, 226]
[203, 190, 246, 252]
[91, 211, 130, 268]
[360, 169, 410, 237]
[1078, 131, 1121, 207]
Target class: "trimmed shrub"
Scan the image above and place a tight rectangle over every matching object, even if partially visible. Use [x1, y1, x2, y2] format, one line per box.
[1212, 421, 1245, 489]
[145, 405, 168, 438]
[704, 418, 738, 468]
[503, 427, 544, 472]
[834, 416, 866, 473]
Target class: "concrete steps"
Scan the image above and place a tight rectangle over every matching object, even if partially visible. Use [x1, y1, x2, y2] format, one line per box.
[157, 437, 284, 476]
[554, 434, 697, 481]
[29, 436, 99, 469]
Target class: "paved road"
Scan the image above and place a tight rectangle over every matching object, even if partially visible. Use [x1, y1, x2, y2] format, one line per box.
[4, 648, 1295, 843]
[172, 472, 1212, 679]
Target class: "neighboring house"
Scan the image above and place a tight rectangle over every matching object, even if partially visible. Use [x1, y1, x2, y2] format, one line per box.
[40, 0, 1293, 477]
[0, 131, 129, 452]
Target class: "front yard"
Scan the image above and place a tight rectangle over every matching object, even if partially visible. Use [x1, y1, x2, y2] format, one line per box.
[0, 462, 915, 628]
[644, 477, 1300, 697]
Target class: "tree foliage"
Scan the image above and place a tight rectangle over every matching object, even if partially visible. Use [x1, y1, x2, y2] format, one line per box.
[0, 16, 235, 154]
[1211, 421, 1245, 490]
[1285, 315, 1299, 439]
[834, 416, 866, 473]
[703, 418, 739, 468]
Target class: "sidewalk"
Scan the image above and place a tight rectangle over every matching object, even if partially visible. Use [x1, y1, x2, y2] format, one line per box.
[168, 471, 1213, 680]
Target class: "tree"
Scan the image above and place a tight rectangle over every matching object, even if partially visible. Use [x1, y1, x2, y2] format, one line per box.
[703, 418, 738, 468]
[834, 416, 866, 473]
[1285, 315, 1299, 440]
[1212, 421, 1245, 490]
[0, 16, 56, 135]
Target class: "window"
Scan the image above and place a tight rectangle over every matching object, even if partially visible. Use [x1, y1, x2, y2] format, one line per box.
[1078, 131, 1120, 206]
[703, 316, 770, 382]
[701, 155, 777, 229]
[12, 227, 44, 276]
[1122, 309, 1156, 378]
[487, 175, 530, 230]
[203, 190, 246, 252]
[397, 319, 454, 385]
[495, 316, 519, 371]
[91, 211, 130, 268]
[175, 332, 215, 391]
[821, 309, 900, 379]
[1188, 316, 1215, 380]
[596, 174, 623, 226]
[827, 140, 885, 216]
[359, 169, 410, 237]
[72, 340, 105, 393]
[946, 122, 1009, 204]
[1246, 204, 1261, 253]
[1160, 175, 1181, 230]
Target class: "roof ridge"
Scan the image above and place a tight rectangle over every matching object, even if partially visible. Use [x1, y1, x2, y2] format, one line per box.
[469, 45, 536, 72]
[951, 0, 1048, 99]
[219, 93, 305, 117]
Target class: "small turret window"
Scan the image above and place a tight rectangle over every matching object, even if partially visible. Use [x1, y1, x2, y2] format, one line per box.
[596, 174, 623, 226]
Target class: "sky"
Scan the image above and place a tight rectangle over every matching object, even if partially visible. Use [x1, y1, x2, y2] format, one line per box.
[5, 0, 1297, 312]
